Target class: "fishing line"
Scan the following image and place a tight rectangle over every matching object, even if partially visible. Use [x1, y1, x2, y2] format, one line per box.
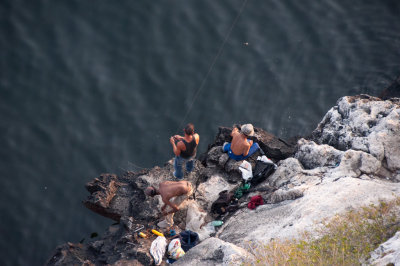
[128, 161, 147, 170]
[175, 0, 249, 134]
[126, 1, 249, 172]
[117, 161, 146, 175]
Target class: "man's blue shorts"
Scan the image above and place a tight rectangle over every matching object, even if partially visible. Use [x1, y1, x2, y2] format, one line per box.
[223, 142, 260, 161]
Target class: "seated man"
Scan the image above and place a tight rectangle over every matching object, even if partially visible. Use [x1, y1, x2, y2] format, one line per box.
[222, 123, 260, 161]
[169, 123, 200, 179]
[145, 180, 193, 229]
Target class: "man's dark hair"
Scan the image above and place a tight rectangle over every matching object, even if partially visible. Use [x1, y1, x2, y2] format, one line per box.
[184, 123, 194, 135]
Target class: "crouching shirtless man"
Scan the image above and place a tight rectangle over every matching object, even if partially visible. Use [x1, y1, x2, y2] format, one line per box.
[145, 180, 193, 228]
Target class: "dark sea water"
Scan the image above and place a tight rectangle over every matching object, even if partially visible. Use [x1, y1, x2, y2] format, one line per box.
[1, 0, 400, 265]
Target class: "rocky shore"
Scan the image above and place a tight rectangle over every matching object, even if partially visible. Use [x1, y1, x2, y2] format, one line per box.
[47, 94, 400, 265]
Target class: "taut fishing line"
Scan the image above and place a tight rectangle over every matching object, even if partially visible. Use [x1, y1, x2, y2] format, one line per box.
[125, 0, 249, 171]
[175, 0, 249, 134]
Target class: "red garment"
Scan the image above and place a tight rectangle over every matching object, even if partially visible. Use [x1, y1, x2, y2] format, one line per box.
[247, 195, 264, 210]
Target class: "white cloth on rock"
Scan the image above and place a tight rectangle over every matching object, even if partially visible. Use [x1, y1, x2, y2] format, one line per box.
[150, 236, 167, 265]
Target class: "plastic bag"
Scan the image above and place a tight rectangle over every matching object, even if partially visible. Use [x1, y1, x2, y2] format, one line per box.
[239, 160, 253, 181]
[168, 238, 185, 260]
[150, 236, 167, 265]
[251, 156, 276, 186]
[257, 155, 273, 164]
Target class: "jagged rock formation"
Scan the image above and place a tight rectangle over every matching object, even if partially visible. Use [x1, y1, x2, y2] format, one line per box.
[368, 231, 400, 265]
[173, 237, 252, 266]
[311, 95, 400, 180]
[47, 95, 400, 265]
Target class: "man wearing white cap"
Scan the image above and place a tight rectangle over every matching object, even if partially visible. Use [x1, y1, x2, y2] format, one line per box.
[222, 124, 261, 161]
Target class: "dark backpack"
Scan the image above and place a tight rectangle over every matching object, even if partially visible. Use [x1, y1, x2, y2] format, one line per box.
[179, 230, 199, 252]
[251, 161, 275, 185]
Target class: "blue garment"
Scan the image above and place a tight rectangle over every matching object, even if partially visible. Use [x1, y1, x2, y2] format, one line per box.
[173, 155, 195, 179]
[223, 142, 260, 161]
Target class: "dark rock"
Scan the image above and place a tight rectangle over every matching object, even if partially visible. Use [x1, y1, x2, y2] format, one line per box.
[210, 127, 233, 147]
[205, 146, 224, 167]
[379, 75, 400, 100]
[255, 129, 298, 160]
[47, 221, 155, 266]
[46, 242, 97, 266]
[83, 174, 120, 221]
[82, 171, 159, 222]
[224, 159, 243, 183]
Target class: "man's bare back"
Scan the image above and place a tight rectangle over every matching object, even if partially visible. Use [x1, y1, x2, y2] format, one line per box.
[230, 128, 253, 156]
[145, 180, 192, 215]
[158, 180, 191, 202]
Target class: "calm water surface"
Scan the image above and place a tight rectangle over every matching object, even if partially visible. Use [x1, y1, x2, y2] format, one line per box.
[1, 0, 400, 265]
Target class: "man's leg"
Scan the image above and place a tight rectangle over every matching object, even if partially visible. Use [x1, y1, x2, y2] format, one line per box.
[173, 156, 184, 179]
[186, 159, 194, 173]
[222, 142, 231, 152]
[244, 142, 260, 159]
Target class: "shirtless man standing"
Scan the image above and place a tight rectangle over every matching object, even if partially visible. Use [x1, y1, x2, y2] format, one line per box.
[222, 124, 261, 161]
[145, 180, 193, 228]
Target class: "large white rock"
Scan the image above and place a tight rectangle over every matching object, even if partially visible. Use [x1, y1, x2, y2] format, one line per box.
[217, 177, 400, 246]
[327, 149, 382, 180]
[173, 237, 254, 266]
[215, 96, 400, 250]
[268, 157, 322, 190]
[313, 95, 400, 177]
[184, 96, 400, 263]
[368, 231, 400, 266]
[295, 139, 343, 169]
[185, 200, 215, 241]
[195, 173, 237, 211]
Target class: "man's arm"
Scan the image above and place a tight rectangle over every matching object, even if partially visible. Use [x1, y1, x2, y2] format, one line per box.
[170, 137, 182, 156]
[173, 135, 184, 140]
[243, 142, 251, 156]
[231, 127, 239, 137]
[162, 197, 179, 215]
[194, 133, 200, 144]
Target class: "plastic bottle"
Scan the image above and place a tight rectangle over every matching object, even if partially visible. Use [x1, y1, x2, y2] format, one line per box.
[211, 220, 223, 226]
[151, 229, 164, 237]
